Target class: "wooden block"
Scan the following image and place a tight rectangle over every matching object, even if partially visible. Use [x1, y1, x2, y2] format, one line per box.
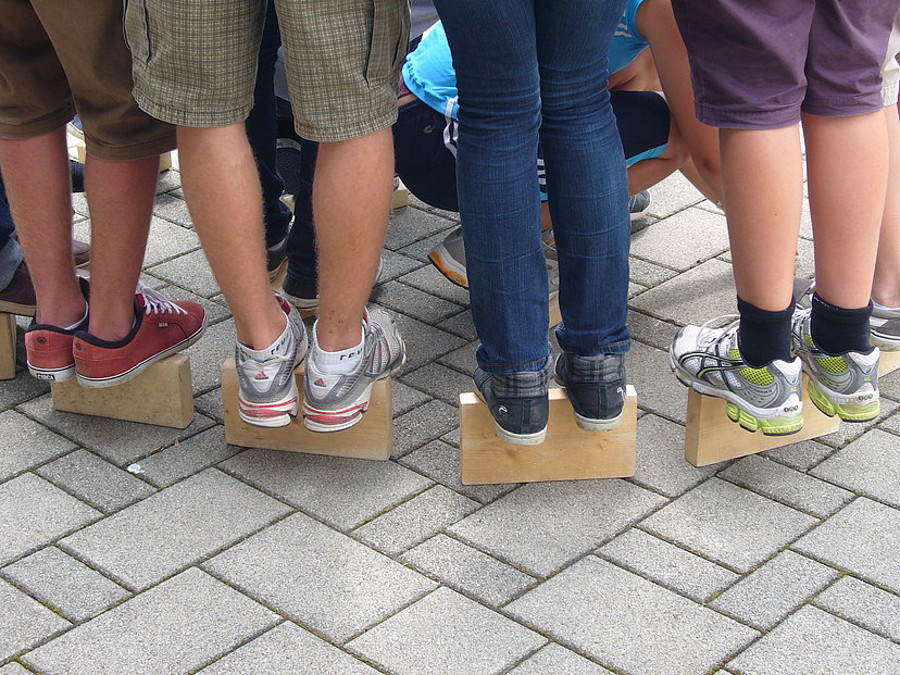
[391, 186, 409, 210]
[549, 291, 561, 328]
[879, 349, 900, 377]
[75, 145, 171, 173]
[460, 385, 637, 485]
[684, 374, 840, 467]
[0, 313, 17, 381]
[220, 358, 393, 460]
[51, 353, 194, 429]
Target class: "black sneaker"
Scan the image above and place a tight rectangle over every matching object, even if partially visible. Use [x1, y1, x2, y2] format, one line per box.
[554, 352, 627, 431]
[473, 359, 551, 445]
[282, 274, 318, 312]
[267, 235, 288, 282]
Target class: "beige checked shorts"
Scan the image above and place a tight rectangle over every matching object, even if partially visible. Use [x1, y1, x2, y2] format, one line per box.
[126, 0, 409, 142]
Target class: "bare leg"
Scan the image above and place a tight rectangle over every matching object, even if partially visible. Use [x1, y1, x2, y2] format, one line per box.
[719, 125, 803, 310]
[872, 102, 900, 307]
[0, 129, 83, 327]
[804, 110, 888, 309]
[83, 153, 158, 340]
[313, 128, 393, 350]
[177, 124, 285, 349]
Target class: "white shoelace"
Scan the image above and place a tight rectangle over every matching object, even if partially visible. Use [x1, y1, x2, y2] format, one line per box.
[136, 281, 188, 316]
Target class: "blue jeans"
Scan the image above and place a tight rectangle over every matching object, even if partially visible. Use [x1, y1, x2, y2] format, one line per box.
[432, 0, 630, 373]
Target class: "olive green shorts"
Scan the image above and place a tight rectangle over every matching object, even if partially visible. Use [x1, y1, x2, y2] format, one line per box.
[0, 0, 174, 160]
[126, 0, 409, 142]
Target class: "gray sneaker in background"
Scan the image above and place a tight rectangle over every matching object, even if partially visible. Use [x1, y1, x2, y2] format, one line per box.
[870, 303, 900, 350]
[303, 308, 405, 432]
[236, 296, 308, 428]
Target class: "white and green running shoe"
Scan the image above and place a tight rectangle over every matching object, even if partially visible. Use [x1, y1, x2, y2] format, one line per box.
[791, 308, 880, 422]
[669, 316, 803, 435]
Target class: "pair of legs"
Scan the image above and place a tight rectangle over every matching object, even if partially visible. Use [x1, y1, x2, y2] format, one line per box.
[177, 124, 391, 352]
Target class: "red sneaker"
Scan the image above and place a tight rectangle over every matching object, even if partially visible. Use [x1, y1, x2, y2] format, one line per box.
[74, 286, 207, 388]
[25, 321, 86, 382]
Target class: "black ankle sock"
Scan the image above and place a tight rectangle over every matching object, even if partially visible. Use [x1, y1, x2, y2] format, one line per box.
[810, 293, 872, 355]
[737, 296, 794, 368]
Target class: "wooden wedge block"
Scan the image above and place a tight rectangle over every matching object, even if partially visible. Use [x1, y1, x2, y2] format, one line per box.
[220, 358, 392, 460]
[460, 385, 637, 485]
[879, 349, 900, 377]
[0, 313, 17, 381]
[684, 374, 840, 467]
[76, 145, 171, 173]
[391, 185, 409, 210]
[549, 291, 561, 328]
[51, 353, 194, 429]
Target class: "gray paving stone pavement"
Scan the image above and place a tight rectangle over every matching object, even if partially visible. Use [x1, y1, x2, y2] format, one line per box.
[2, 171, 899, 673]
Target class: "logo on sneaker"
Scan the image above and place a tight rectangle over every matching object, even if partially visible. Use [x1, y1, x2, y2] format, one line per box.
[158, 322, 168, 327]
[498, 405, 508, 415]
[314, 378, 326, 387]
[617, 386, 626, 401]
[254, 372, 270, 381]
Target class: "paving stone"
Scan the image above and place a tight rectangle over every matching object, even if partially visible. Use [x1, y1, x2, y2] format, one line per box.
[376, 280, 466, 325]
[378, 249, 426, 284]
[597, 529, 739, 603]
[35, 449, 155, 514]
[438, 308, 478, 341]
[0, 578, 70, 661]
[400, 264, 471, 305]
[0, 409, 77, 481]
[709, 550, 838, 629]
[151, 191, 192, 225]
[147, 248, 219, 298]
[882, 409, 900, 434]
[1, 547, 129, 623]
[204, 512, 436, 642]
[761, 439, 835, 472]
[646, 172, 705, 218]
[142, 216, 201, 267]
[354, 485, 478, 555]
[392, 380, 432, 416]
[0, 370, 49, 412]
[508, 558, 757, 675]
[810, 429, 900, 508]
[627, 341, 690, 424]
[629, 258, 736, 327]
[815, 398, 898, 449]
[394, 314, 467, 375]
[23, 568, 278, 675]
[136, 426, 238, 488]
[348, 587, 545, 675]
[629, 259, 678, 291]
[194, 387, 224, 422]
[630, 208, 728, 271]
[184, 318, 237, 393]
[508, 643, 613, 674]
[398, 228, 454, 265]
[727, 606, 900, 675]
[0, 663, 32, 674]
[199, 622, 379, 674]
[814, 576, 900, 642]
[449, 480, 665, 576]
[631, 414, 716, 497]
[793, 498, 900, 592]
[402, 534, 536, 606]
[0, 474, 100, 565]
[221, 448, 431, 530]
[386, 204, 455, 251]
[719, 454, 853, 518]
[16, 394, 215, 466]
[393, 398, 460, 457]
[399, 439, 517, 504]
[627, 312, 679, 351]
[641, 478, 818, 572]
[59, 469, 290, 591]
[401, 361, 473, 406]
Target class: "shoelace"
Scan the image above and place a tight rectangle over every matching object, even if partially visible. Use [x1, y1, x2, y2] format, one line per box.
[697, 314, 741, 353]
[136, 281, 188, 316]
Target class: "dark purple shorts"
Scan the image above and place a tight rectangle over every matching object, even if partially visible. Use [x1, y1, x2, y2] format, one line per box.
[671, 0, 898, 129]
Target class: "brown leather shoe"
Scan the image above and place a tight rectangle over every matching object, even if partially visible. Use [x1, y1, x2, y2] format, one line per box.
[0, 263, 36, 316]
[73, 239, 90, 267]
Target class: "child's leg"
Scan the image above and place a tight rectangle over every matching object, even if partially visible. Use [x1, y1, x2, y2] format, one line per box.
[872, 102, 900, 308]
[804, 110, 888, 313]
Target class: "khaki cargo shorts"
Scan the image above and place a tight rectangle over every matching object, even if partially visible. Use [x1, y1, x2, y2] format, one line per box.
[126, 0, 409, 142]
[0, 0, 174, 160]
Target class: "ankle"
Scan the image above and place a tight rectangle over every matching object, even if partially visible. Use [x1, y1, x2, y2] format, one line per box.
[236, 297, 287, 350]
